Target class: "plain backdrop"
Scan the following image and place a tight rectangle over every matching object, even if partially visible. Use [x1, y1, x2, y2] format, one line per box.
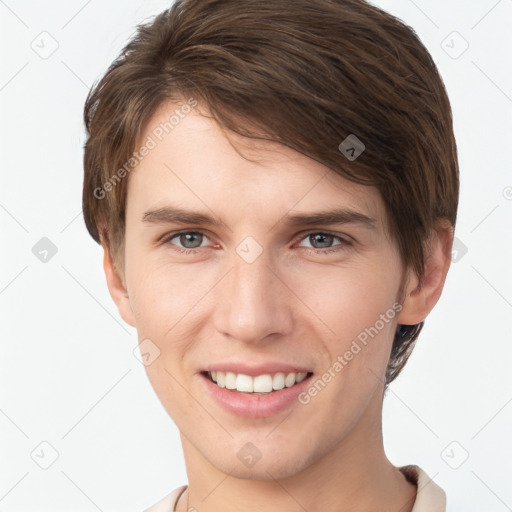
[1, 1, 511, 511]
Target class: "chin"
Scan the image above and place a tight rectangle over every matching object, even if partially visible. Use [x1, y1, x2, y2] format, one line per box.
[205, 441, 315, 481]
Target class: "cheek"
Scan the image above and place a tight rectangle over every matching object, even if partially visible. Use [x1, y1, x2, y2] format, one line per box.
[126, 251, 202, 328]
[125, 253, 218, 374]
[297, 259, 400, 335]
[298, 263, 402, 391]
[126, 257, 205, 416]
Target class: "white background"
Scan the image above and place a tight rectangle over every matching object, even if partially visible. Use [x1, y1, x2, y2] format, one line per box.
[0, 0, 511, 511]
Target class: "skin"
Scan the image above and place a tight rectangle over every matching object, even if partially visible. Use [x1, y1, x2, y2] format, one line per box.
[104, 99, 453, 512]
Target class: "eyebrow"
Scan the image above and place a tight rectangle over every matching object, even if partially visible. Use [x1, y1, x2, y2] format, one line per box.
[141, 206, 376, 229]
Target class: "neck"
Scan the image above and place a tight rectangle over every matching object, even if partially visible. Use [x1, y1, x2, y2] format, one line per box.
[176, 389, 417, 512]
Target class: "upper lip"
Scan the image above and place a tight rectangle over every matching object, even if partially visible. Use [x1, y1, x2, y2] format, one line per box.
[202, 362, 313, 377]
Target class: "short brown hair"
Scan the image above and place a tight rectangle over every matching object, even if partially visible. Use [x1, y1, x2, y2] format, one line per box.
[82, 0, 459, 384]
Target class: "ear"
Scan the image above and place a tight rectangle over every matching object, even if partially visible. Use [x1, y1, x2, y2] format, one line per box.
[102, 244, 136, 328]
[396, 219, 454, 325]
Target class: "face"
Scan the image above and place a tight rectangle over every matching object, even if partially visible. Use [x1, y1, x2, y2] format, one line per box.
[114, 100, 417, 480]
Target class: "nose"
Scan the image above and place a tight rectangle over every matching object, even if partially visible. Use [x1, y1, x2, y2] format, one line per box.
[213, 246, 294, 345]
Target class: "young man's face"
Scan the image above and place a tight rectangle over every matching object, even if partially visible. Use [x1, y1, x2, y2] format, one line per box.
[110, 100, 419, 480]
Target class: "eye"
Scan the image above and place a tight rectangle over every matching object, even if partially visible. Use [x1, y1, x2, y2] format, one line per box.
[296, 231, 351, 254]
[160, 230, 352, 256]
[161, 230, 212, 253]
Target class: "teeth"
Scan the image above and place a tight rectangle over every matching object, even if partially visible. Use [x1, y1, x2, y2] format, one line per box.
[285, 373, 296, 387]
[273, 372, 285, 390]
[208, 371, 309, 393]
[237, 373, 254, 392]
[225, 372, 237, 390]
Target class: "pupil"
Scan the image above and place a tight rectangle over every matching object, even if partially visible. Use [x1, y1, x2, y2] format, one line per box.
[181, 233, 202, 248]
[312, 233, 332, 248]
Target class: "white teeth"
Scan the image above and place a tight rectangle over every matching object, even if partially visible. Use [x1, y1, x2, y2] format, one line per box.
[254, 374, 273, 392]
[208, 371, 309, 393]
[296, 372, 307, 383]
[272, 372, 285, 390]
[285, 373, 296, 387]
[225, 371, 237, 389]
[236, 374, 254, 392]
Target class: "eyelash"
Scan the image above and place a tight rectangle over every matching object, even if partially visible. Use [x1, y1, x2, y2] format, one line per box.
[160, 230, 352, 256]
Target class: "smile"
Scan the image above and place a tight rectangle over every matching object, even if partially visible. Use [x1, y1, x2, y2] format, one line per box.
[203, 370, 313, 395]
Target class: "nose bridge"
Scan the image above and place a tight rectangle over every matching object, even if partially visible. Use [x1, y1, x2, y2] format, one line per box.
[214, 239, 292, 343]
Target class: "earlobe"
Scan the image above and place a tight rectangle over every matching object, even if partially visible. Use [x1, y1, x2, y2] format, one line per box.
[102, 245, 137, 328]
[397, 219, 454, 326]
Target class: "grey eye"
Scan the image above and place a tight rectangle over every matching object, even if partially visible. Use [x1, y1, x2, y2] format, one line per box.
[308, 233, 336, 249]
[177, 232, 204, 249]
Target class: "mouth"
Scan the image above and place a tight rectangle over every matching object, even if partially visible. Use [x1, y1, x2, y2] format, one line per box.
[201, 370, 314, 396]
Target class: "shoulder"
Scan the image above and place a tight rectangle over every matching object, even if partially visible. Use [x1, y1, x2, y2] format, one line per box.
[399, 465, 447, 512]
[143, 485, 188, 512]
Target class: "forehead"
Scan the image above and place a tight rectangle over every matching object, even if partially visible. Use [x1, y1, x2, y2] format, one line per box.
[128, 100, 386, 227]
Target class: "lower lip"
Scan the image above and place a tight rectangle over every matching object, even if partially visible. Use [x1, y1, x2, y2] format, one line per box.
[199, 372, 313, 418]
